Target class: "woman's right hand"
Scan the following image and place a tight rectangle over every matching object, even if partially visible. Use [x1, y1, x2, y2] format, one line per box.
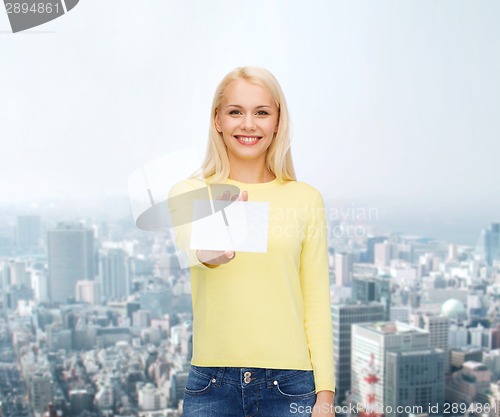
[196, 249, 236, 267]
[195, 189, 248, 267]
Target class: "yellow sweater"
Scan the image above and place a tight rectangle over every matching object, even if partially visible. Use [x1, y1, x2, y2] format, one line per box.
[168, 177, 335, 393]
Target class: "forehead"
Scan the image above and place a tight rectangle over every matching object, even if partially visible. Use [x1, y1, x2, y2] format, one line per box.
[221, 79, 276, 107]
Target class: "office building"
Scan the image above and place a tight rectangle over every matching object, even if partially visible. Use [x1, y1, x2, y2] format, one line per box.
[476, 222, 500, 266]
[335, 252, 353, 287]
[99, 248, 131, 301]
[351, 275, 391, 320]
[391, 306, 411, 323]
[411, 312, 449, 352]
[47, 223, 95, 303]
[75, 280, 101, 305]
[351, 322, 445, 416]
[363, 236, 387, 263]
[332, 302, 384, 404]
[30, 371, 53, 413]
[385, 348, 445, 417]
[16, 215, 41, 248]
[374, 241, 396, 266]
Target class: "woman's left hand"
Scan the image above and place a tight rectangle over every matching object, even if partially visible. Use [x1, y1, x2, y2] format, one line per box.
[312, 391, 335, 416]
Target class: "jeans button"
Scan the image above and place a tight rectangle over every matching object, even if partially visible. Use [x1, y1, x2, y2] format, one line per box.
[244, 371, 251, 383]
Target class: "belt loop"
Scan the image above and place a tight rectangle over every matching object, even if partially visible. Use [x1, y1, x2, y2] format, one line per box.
[214, 367, 225, 387]
[266, 369, 273, 388]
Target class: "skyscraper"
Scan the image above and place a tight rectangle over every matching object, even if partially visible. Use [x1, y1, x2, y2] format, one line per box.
[16, 215, 41, 248]
[99, 248, 130, 301]
[385, 349, 445, 416]
[335, 252, 353, 287]
[411, 312, 450, 353]
[47, 223, 95, 303]
[30, 371, 53, 413]
[351, 322, 445, 416]
[476, 222, 500, 266]
[363, 236, 387, 263]
[75, 280, 101, 305]
[351, 275, 391, 320]
[332, 302, 384, 404]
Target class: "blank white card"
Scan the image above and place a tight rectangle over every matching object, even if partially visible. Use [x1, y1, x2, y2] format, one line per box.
[190, 200, 269, 253]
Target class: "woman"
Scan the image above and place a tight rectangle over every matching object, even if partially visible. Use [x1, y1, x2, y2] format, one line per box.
[169, 66, 335, 416]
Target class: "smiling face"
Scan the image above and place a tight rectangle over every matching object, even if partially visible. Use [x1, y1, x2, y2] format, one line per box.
[214, 79, 279, 167]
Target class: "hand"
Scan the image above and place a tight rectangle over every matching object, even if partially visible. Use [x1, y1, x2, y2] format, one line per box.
[312, 391, 335, 417]
[196, 189, 248, 267]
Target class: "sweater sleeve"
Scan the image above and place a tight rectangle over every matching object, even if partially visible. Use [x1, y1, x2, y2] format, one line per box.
[299, 189, 336, 393]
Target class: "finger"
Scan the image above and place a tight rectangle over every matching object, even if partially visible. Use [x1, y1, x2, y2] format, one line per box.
[236, 190, 248, 202]
[222, 191, 231, 200]
[223, 251, 235, 260]
[230, 194, 238, 201]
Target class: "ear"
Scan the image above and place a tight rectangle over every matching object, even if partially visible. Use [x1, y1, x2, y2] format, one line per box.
[214, 111, 222, 133]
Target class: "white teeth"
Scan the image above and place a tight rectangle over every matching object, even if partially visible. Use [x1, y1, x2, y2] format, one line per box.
[237, 136, 259, 142]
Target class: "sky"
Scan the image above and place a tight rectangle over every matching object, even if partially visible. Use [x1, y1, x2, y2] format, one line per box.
[0, 1, 499, 243]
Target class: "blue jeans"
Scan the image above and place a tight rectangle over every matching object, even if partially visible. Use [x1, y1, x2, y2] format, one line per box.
[182, 365, 317, 417]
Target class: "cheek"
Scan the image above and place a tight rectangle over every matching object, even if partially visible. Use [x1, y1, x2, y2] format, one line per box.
[219, 117, 237, 134]
[266, 119, 279, 134]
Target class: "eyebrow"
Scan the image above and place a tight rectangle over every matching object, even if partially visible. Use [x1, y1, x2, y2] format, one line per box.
[225, 104, 273, 109]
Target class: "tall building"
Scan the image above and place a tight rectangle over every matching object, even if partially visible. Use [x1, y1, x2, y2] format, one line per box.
[374, 241, 396, 266]
[351, 322, 445, 416]
[448, 243, 458, 261]
[47, 223, 95, 303]
[385, 349, 446, 417]
[335, 252, 353, 287]
[137, 382, 167, 411]
[69, 389, 93, 415]
[75, 280, 101, 305]
[99, 248, 130, 301]
[411, 312, 449, 352]
[30, 371, 53, 413]
[332, 302, 384, 404]
[390, 306, 411, 323]
[16, 215, 41, 248]
[47, 324, 73, 352]
[351, 275, 391, 320]
[476, 222, 500, 266]
[8, 260, 30, 287]
[363, 236, 387, 263]
[412, 311, 450, 372]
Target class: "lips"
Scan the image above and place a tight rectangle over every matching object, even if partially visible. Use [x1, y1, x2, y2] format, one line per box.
[234, 135, 262, 146]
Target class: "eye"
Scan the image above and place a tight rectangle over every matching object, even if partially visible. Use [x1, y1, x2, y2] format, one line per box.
[229, 110, 242, 115]
[256, 111, 269, 116]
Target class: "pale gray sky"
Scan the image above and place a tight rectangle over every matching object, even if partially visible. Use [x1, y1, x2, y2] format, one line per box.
[1, 0, 499, 214]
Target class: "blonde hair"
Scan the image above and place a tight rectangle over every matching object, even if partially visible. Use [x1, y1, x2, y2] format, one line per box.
[193, 66, 296, 183]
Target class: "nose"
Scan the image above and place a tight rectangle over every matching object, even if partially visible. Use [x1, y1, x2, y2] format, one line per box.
[241, 114, 256, 131]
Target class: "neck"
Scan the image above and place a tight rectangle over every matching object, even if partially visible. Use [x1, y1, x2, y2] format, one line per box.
[228, 156, 276, 184]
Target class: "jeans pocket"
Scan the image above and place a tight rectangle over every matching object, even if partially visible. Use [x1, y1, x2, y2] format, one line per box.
[185, 367, 215, 396]
[273, 370, 316, 399]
